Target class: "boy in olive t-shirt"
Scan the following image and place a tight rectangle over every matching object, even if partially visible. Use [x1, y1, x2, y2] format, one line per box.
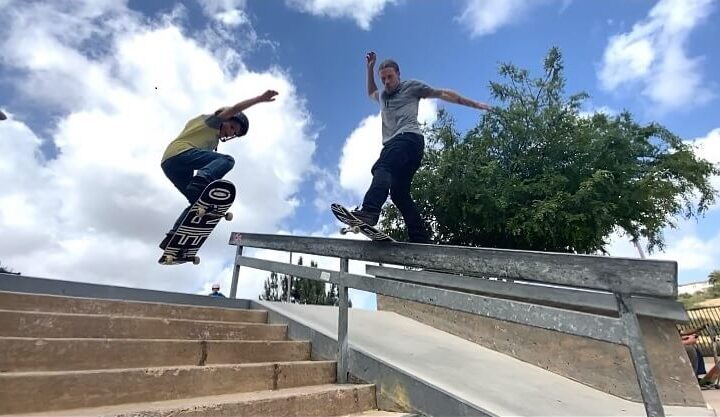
[159, 89, 278, 249]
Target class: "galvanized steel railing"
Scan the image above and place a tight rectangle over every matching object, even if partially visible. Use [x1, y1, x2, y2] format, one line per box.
[228, 232, 686, 417]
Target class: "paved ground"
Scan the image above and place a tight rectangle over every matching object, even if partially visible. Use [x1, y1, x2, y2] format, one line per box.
[701, 358, 720, 415]
[261, 302, 714, 416]
[702, 390, 719, 414]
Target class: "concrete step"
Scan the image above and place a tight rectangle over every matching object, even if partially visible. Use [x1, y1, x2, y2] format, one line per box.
[0, 337, 311, 372]
[0, 310, 287, 340]
[11, 384, 377, 417]
[0, 361, 337, 414]
[0, 291, 267, 323]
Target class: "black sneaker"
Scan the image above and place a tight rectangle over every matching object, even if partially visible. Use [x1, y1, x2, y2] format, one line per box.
[350, 209, 380, 226]
[185, 176, 211, 202]
[159, 231, 174, 250]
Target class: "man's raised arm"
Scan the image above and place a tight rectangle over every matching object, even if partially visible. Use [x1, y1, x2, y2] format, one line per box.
[366, 51, 379, 101]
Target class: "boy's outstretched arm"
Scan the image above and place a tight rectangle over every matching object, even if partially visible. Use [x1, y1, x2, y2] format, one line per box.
[426, 88, 490, 111]
[216, 90, 278, 119]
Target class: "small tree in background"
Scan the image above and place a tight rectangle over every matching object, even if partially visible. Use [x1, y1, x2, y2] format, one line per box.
[259, 257, 347, 306]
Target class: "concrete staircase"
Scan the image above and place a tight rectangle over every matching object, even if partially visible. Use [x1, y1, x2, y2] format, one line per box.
[0, 290, 408, 416]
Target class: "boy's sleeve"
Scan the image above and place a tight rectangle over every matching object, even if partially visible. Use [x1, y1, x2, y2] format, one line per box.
[204, 114, 222, 129]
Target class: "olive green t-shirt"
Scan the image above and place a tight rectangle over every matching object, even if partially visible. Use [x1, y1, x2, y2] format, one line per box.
[161, 114, 222, 162]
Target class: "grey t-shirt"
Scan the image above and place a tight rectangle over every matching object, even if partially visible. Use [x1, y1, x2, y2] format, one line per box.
[379, 79, 433, 143]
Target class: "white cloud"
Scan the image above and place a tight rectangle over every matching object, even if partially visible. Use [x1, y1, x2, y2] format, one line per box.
[578, 104, 618, 119]
[690, 128, 720, 194]
[598, 0, 715, 110]
[606, 127, 720, 282]
[197, 0, 249, 26]
[457, 0, 562, 38]
[337, 99, 438, 200]
[284, 0, 397, 30]
[0, 2, 315, 296]
[606, 226, 720, 282]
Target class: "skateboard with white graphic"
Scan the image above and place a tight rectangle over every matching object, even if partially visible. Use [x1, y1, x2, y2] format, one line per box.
[330, 203, 394, 242]
[158, 179, 235, 265]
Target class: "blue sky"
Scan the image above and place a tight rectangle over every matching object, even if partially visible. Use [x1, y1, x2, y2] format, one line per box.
[0, 0, 718, 306]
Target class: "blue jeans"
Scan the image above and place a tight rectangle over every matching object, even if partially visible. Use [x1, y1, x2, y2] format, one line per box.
[361, 132, 428, 243]
[161, 149, 235, 230]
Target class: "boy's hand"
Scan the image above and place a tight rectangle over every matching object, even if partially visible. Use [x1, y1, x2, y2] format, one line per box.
[258, 90, 278, 102]
[366, 51, 376, 69]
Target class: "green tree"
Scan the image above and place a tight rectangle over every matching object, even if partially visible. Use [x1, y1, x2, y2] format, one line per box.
[709, 270, 720, 286]
[259, 271, 281, 302]
[0, 261, 18, 274]
[258, 257, 345, 306]
[382, 47, 719, 253]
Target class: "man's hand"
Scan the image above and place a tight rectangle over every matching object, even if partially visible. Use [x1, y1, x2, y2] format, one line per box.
[257, 90, 278, 102]
[682, 334, 698, 345]
[366, 51, 376, 69]
[473, 101, 491, 111]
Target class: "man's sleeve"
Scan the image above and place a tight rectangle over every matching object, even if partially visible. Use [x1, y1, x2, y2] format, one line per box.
[409, 79, 434, 98]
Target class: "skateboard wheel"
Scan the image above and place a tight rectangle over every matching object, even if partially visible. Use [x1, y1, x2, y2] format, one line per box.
[340, 228, 348, 235]
[225, 212, 233, 221]
[196, 207, 207, 217]
[192, 256, 200, 265]
[164, 255, 174, 264]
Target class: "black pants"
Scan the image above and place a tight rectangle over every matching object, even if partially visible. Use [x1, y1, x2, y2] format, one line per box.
[361, 132, 428, 242]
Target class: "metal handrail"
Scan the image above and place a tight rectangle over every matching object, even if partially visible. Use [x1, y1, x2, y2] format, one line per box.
[228, 232, 682, 417]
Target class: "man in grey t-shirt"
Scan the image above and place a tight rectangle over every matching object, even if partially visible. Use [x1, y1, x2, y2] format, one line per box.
[351, 51, 490, 243]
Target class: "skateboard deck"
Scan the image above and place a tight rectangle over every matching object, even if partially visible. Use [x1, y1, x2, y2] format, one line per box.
[330, 203, 394, 242]
[159, 179, 236, 265]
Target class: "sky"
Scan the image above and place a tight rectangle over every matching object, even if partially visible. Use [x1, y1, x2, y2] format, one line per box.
[0, 0, 718, 309]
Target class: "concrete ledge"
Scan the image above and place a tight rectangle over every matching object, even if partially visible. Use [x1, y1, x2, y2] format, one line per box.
[15, 384, 377, 417]
[0, 338, 311, 372]
[0, 361, 337, 414]
[343, 412, 416, 417]
[0, 273, 251, 309]
[252, 302, 713, 417]
[0, 310, 288, 340]
[0, 290, 267, 322]
[253, 301, 489, 416]
[377, 294, 704, 407]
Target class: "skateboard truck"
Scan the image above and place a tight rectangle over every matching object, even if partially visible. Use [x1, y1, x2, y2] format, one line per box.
[196, 205, 233, 220]
[340, 226, 361, 235]
[160, 250, 201, 265]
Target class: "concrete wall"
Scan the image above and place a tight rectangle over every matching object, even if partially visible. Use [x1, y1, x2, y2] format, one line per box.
[377, 295, 705, 407]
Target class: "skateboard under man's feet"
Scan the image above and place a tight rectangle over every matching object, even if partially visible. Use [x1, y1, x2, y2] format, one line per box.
[330, 203, 394, 242]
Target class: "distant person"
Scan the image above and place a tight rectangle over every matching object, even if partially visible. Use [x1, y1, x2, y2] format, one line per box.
[209, 283, 226, 298]
[681, 325, 707, 376]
